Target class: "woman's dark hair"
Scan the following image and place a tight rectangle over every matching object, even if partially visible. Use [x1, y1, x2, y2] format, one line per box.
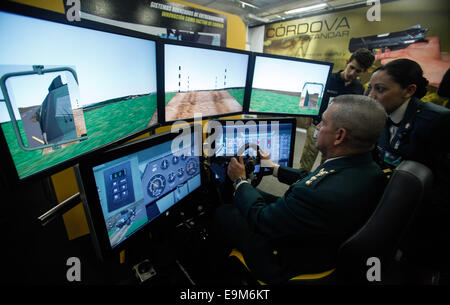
[374, 59, 429, 98]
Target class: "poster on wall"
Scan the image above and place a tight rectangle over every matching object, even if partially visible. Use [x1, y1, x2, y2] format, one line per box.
[78, 0, 228, 47]
[262, 0, 449, 103]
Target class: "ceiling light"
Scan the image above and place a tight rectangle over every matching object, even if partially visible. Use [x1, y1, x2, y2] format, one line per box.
[239, 1, 259, 9]
[247, 13, 269, 23]
[284, 3, 327, 14]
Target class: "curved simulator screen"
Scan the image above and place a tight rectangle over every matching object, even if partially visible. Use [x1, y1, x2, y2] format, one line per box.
[0, 11, 158, 179]
[164, 43, 249, 122]
[249, 55, 332, 116]
[91, 133, 201, 248]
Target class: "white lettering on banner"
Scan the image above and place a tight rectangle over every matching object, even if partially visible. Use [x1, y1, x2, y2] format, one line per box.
[66, 0, 81, 22]
[367, 0, 381, 22]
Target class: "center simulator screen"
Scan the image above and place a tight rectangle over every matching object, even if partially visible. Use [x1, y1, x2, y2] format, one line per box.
[90, 132, 201, 249]
[249, 54, 332, 116]
[164, 43, 249, 122]
[208, 118, 296, 173]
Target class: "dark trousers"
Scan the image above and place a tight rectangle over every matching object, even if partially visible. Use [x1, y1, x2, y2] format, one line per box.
[206, 190, 281, 279]
[212, 189, 279, 251]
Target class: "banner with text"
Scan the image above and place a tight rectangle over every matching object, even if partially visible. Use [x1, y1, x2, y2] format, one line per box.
[79, 0, 228, 47]
[263, 0, 449, 103]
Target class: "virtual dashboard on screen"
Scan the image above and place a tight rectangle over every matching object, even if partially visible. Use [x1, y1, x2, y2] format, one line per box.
[93, 144, 201, 248]
[216, 122, 294, 167]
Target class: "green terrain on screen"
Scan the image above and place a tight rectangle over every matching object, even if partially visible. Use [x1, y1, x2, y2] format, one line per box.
[165, 93, 176, 105]
[249, 89, 321, 115]
[226, 88, 245, 106]
[2, 94, 157, 179]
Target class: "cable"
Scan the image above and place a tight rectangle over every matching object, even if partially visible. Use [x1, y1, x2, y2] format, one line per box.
[175, 259, 196, 285]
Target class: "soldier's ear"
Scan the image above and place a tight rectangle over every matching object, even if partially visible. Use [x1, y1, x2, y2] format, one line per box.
[404, 84, 417, 99]
[334, 128, 347, 146]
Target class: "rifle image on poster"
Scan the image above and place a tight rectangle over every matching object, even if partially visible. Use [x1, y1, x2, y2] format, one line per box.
[348, 25, 428, 52]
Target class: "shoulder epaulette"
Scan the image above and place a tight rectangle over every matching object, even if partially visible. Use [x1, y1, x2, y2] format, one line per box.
[304, 168, 336, 187]
[382, 168, 392, 180]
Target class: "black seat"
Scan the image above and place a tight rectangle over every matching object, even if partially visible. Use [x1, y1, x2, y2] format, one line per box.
[437, 68, 450, 99]
[229, 160, 434, 284]
[336, 160, 433, 283]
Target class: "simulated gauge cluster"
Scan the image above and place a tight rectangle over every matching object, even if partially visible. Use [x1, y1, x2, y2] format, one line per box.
[141, 153, 199, 204]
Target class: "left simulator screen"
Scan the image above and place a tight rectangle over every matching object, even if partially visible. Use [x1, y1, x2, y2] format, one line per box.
[91, 133, 201, 248]
[164, 44, 249, 122]
[0, 11, 158, 179]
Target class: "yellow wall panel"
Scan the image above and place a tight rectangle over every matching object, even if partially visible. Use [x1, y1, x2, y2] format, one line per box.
[11, 0, 64, 13]
[50, 168, 90, 240]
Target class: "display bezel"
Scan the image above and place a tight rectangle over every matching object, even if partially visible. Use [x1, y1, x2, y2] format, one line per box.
[244, 52, 334, 119]
[206, 117, 297, 169]
[75, 124, 203, 261]
[0, 3, 162, 183]
[160, 38, 253, 125]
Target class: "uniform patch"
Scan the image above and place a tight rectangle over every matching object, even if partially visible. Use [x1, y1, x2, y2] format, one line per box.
[305, 168, 336, 186]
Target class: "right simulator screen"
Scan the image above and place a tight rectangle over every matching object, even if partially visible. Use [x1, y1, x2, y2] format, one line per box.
[164, 44, 249, 122]
[249, 55, 332, 116]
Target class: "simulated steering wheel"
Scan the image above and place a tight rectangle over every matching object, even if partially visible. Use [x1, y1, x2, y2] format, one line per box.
[208, 142, 264, 187]
[236, 143, 264, 187]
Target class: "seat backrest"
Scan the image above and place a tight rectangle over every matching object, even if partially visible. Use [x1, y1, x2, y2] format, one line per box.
[437, 68, 450, 98]
[336, 160, 433, 283]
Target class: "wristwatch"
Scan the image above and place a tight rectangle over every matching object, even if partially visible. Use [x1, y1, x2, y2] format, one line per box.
[233, 177, 247, 188]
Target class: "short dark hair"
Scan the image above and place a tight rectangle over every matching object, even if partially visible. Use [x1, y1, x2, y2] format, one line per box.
[374, 59, 429, 99]
[349, 48, 375, 70]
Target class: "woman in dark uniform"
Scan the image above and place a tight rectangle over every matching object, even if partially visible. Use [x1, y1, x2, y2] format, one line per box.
[368, 59, 450, 276]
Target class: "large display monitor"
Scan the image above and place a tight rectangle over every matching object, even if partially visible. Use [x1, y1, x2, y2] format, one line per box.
[163, 40, 251, 123]
[246, 53, 333, 117]
[76, 125, 202, 260]
[0, 9, 160, 181]
[205, 117, 296, 176]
